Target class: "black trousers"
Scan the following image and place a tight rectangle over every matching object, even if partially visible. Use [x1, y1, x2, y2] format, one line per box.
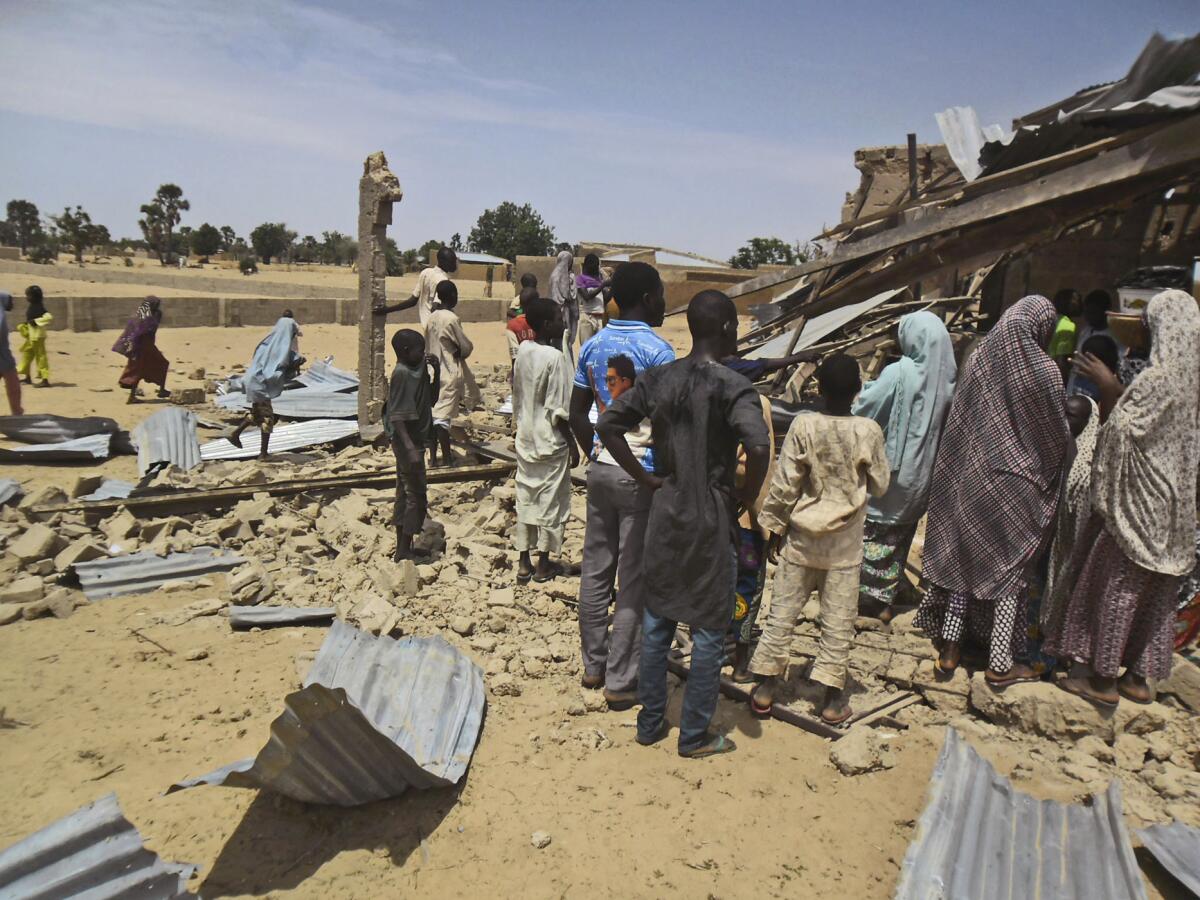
[391, 440, 428, 536]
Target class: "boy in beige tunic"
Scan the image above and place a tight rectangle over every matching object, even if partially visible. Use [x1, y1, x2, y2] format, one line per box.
[749, 354, 890, 724]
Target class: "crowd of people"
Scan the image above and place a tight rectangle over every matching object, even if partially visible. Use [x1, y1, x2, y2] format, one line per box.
[371, 250, 1199, 757]
[5, 252, 1197, 760]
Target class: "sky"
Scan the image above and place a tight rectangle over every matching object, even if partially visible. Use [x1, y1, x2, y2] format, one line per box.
[1, 0, 1195, 261]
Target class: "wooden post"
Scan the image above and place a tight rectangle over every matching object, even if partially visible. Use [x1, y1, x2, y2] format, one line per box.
[356, 152, 404, 433]
[907, 133, 918, 201]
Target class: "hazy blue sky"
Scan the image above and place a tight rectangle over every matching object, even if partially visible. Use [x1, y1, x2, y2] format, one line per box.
[1, 0, 1195, 259]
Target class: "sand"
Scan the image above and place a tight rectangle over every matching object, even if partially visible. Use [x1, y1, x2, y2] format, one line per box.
[0, 315, 1187, 899]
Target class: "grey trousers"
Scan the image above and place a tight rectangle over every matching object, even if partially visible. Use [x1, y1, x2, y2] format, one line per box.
[578, 462, 652, 692]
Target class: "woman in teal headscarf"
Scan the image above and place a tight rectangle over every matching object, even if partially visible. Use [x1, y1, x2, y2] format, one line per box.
[852, 311, 957, 621]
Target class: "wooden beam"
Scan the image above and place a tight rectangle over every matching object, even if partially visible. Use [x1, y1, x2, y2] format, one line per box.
[38, 461, 514, 518]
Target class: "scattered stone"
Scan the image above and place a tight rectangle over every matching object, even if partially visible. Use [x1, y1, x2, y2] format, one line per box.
[487, 587, 515, 608]
[523, 659, 546, 677]
[0, 603, 24, 625]
[184, 648, 209, 661]
[530, 831, 552, 850]
[0, 575, 44, 605]
[582, 692, 607, 713]
[1159, 655, 1200, 712]
[830, 729, 894, 776]
[8, 523, 65, 565]
[67, 474, 105, 499]
[1113, 734, 1149, 772]
[567, 700, 586, 716]
[1075, 734, 1115, 764]
[18, 485, 67, 512]
[470, 635, 498, 653]
[100, 509, 140, 544]
[233, 496, 274, 527]
[450, 616, 475, 636]
[172, 387, 206, 405]
[149, 597, 226, 627]
[54, 538, 107, 572]
[490, 673, 522, 697]
[188, 366, 206, 380]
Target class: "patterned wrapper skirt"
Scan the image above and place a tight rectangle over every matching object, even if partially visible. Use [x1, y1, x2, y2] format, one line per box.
[730, 526, 766, 644]
[858, 520, 918, 610]
[915, 585, 1027, 672]
[1044, 514, 1181, 680]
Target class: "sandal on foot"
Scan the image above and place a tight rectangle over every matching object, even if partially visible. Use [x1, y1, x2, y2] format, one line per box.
[820, 706, 853, 726]
[1117, 685, 1153, 706]
[679, 733, 736, 759]
[532, 562, 565, 583]
[636, 722, 670, 746]
[985, 671, 1041, 689]
[1058, 677, 1118, 710]
[730, 669, 757, 685]
[749, 692, 772, 717]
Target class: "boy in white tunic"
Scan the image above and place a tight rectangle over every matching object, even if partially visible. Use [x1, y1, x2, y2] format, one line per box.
[425, 280, 474, 467]
[513, 298, 580, 582]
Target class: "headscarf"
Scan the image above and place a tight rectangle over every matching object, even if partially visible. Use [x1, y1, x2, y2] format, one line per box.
[853, 310, 957, 524]
[921, 295, 1070, 598]
[25, 291, 47, 324]
[1090, 289, 1200, 575]
[548, 250, 575, 308]
[577, 253, 603, 292]
[1042, 396, 1100, 630]
[243, 316, 303, 404]
[111, 296, 161, 357]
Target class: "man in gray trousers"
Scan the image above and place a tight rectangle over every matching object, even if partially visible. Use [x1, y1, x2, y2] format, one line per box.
[568, 262, 673, 710]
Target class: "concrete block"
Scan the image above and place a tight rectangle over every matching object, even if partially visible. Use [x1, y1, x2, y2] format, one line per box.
[8, 524, 65, 564]
[0, 575, 45, 605]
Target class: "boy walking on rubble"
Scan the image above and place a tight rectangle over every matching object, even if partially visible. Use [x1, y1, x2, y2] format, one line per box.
[384, 329, 440, 561]
[748, 354, 890, 725]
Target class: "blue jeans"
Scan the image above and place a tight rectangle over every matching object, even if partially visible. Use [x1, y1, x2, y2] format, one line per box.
[637, 609, 726, 753]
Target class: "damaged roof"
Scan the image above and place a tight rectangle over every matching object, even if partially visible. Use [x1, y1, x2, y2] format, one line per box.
[0, 793, 196, 899]
[896, 728, 1146, 900]
[168, 621, 486, 806]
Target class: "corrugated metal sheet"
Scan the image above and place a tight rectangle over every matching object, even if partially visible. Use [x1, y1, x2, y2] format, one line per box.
[0, 414, 120, 445]
[0, 793, 196, 899]
[0, 433, 112, 462]
[168, 621, 485, 806]
[79, 479, 135, 502]
[215, 388, 358, 419]
[896, 728, 1146, 900]
[229, 606, 337, 629]
[73, 547, 247, 601]
[199, 419, 359, 460]
[295, 359, 358, 391]
[744, 288, 906, 359]
[131, 408, 201, 475]
[454, 251, 510, 265]
[1138, 821, 1200, 895]
[0, 479, 22, 506]
[979, 32, 1200, 176]
[935, 105, 1011, 181]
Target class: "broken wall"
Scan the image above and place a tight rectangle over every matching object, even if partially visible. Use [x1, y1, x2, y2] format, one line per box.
[841, 144, 960, 223]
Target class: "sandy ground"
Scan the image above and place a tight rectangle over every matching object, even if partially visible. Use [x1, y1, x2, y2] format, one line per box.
[0, 317, 1189, 899]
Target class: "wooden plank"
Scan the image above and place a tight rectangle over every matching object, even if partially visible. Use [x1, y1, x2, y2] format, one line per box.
[37, 461, 515, 518]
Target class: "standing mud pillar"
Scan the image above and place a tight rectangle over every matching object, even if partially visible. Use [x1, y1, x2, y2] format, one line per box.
[356, 151, 404, 432]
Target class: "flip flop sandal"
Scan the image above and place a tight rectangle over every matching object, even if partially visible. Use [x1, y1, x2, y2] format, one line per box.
[679, 734, 736, 759]
[1117, 686, 1154, 706]
[820, 707, 854, 726]
[985, 673, 1040, 689]
[750, 695, 773, 717]
[532, 562, 565, 583]
[1058, 678, 1119, 710]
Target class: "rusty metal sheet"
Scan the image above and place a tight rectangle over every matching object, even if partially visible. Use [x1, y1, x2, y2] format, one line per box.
[0, 793, 196, 899]
[168, 621, 485, 805]
[896, 728, 1146, 900]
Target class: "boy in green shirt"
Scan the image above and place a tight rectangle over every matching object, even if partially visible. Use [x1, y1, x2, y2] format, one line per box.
[1049, 288, 1081, 378]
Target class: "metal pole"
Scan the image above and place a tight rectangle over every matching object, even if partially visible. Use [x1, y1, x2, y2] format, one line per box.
[907, 133, 918, 201]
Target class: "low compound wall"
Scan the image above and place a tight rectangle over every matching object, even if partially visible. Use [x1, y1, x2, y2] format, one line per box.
[40, 296, 511, 332]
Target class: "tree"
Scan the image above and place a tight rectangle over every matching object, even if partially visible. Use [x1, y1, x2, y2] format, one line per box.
[6, 200, 43, 255]
[0, 220, 15, 247]
[190, 223, 222, 259]
[417, 239, 442, 265]
[219, 225, 237, 252]
[449, 232, 464, 252]
[385, 238, 404, 276]
[728, 237, 826, 269]
[401, 248, 419, 273]
[466, 202, 556, 262]
[50, 205, 107, 263]
[319, 230, 356, 266]
[250, 222, 294, 264]
[139, 183, 189, 264]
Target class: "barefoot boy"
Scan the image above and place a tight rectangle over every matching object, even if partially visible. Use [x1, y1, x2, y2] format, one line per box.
[425, 280, 474, 467]
[598, 290, 770, 758]
[230, 312, 303, 458]
[513, 298, 580, 582]
[749, 354, 890, 725]
[384, 329, 440, 561]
